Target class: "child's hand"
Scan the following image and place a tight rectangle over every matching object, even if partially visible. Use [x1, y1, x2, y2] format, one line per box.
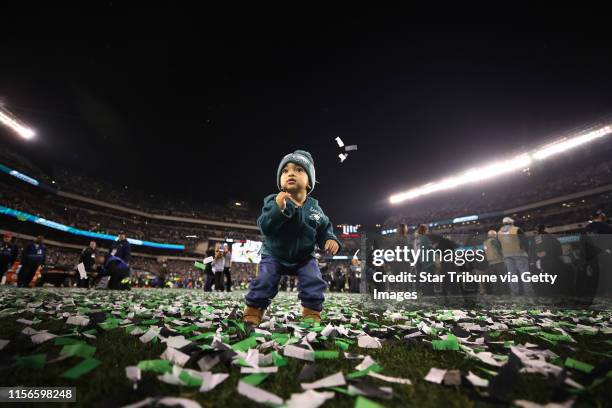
[276, 191, 291, 211]
[324, 240, 339, 255]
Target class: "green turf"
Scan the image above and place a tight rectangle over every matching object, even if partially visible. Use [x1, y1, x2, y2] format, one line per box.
[0, 288, 611, 408]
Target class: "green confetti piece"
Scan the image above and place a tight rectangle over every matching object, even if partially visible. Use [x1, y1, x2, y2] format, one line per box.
[188, 332, 217, 342]
[314, 350, 340, 359]
[335, 339, 350, 350]
[270, 333, 289, 345]
[62, 357, 101, 379]
[98, 319, 121, 331]
[231, 336, 258, 352]
[347, 364, 383, 379]
[432, 334, 459, 351]
[54, 337, 86, 346]
[194, 261, 205, 269]
[137, 359, 172, 373]
[178, 370, 203, 387]
[476, 366, 498, 376]
[242, 373, 269, 386]
[565, 357, 594, 373]
[537, 332, 573, 343]
[272, 351, 287, 367]
[175, 324, 199, 334]
[355, 396, 386, 408]
[60, 344, 96, 359]
[140, 319, 158, 325]
[329, 387, 357, 396]
[515, 326, 541, 333]
[16, 354, 46, 369]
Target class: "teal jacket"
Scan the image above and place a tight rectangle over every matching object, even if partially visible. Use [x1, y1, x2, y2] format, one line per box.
[258, 194, 342, 267]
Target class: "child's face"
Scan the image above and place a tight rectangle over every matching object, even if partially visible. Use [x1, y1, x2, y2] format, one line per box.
[280, 162, 309, 192]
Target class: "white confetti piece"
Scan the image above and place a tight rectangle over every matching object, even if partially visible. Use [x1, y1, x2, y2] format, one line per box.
[199, 372, 229, 392]
[66, 315, 90, 326]
[126, 366, 141, 381]
[367, 371, 412, 385]
[240, 366, 279, 374]
[465, 371, 489, 387]
[355, 356, 377, 371]
[283, 345, 315, 361]
[237, 381, 283, 405]
[335, 136, 345, 147]
[16, 318, 34, 325]
[31, 332, 57, 344]
[424, 367, 447, 384]
[357, 335, 381, 349]
[301, 371, 345, 390]
[338, 153, 348, 163]
[160, 347, 190, 367]
[345, 145, 358, 151]
[163, 335, 191, 349]
[139, 327, 160, 343]
[285, 389, 335, 408]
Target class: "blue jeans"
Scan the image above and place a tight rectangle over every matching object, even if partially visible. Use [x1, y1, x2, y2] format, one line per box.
[245, 256, 326, 312]
[504, 256, 534, 296]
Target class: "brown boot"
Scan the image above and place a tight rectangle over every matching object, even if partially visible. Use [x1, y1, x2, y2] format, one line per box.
[302, 306, 321, 322]
[243, 306, 264, 325]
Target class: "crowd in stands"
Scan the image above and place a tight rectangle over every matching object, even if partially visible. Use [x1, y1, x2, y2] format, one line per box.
[0, 178, 260, 249]
[52, 167, 257, 224]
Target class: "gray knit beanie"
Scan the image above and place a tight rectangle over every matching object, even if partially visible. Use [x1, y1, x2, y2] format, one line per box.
[277, 150, 316, 194]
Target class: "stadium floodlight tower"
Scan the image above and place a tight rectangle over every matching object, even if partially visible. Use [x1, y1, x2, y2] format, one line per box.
[0, 105, 35, 140]
[389, 122, 612, 205]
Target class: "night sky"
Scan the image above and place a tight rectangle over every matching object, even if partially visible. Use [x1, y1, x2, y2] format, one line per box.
[1, 8, 611, 226]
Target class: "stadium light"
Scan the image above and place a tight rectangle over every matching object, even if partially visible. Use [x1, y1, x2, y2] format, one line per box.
[533, 125, 612, 160]
[390, 154, 531, 203]
[0, 106, 35, 140]
[390, 124, 612, 204]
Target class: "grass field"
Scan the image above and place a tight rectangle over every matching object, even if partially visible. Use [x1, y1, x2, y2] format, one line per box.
[0, 287, 611, 408]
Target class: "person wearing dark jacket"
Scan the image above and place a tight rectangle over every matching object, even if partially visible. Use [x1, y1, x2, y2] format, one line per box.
[534, 225, 566, 296]
[110, 232, 131, 264]
[78, 241, 97, 288]
[95, 253, 130, 290]
[580, 210, 612, 297]
[0, 233, 19, 282]
[158, 263, 168, 288]
[18, 235, 46, 287]
[203, 246, 215, 292]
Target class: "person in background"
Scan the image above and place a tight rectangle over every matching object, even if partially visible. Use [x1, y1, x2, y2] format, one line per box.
[483, 230, 509, 295]
[78, 241, 97, 288]
[581, 210, 612, 297]
[223, 243, 232, 292]
[111, 231, 131, 264]
[212, 244, 225, 292]
[335, 267, 346, 292]
[534, 225, 565, 296]
[158, 262, 168, 288]
[18, 235, 46, 288]
[498, 217, 533, 296]
[94, 252, 131, 290]
[203, 246, 215, 291]
[414, 224, 435, 296]
[0, 233, 19, 284]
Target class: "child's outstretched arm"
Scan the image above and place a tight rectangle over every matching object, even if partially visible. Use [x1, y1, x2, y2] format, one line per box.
[316, 216, 342, 255]
[257, 193, 295, 235]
